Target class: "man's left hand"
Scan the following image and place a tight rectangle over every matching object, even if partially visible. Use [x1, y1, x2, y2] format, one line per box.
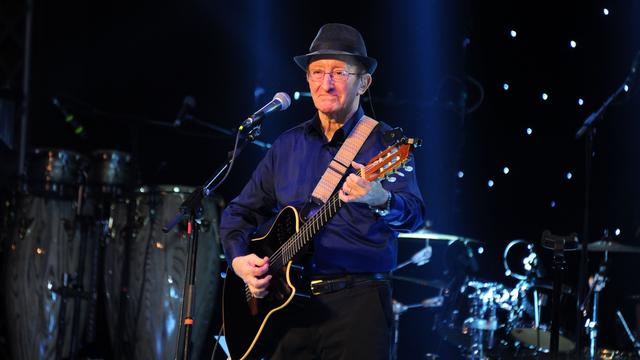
[339, 161, 389, 206]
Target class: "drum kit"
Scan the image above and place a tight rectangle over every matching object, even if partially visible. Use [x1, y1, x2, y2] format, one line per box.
[1, 148, 222, 360]
[392, 229, 640, 360]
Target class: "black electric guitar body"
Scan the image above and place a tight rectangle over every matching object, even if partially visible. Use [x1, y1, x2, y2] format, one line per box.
[222, 206, 310, 359]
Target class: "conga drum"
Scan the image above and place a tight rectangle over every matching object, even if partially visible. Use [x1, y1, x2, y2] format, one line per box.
[87, 149, 133, 197]
[2, 148, 95, 359]
[103, 185, 222, 360]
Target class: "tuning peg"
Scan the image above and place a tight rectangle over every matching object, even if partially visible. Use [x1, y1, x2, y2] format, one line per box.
[387, 176, 397, 183]
[403, 165, 413, 172]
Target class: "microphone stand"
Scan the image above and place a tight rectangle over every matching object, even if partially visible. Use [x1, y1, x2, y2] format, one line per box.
[616, 310, 640, 357]
[541, 231, 578, 360]
[573, 56, 637, 359]
[163, 125, 263, 360]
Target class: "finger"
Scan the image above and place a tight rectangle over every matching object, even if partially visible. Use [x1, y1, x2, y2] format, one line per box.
[351, 161, 364, 169]
[253, 289, 269, 298]
[252, 255, 269, 267]
[339, 189, 352, 203]
[351, 174, 370, 188]
[341, 181, 351, 195]
[252, 275, 272, 289]
[253, 263, 269, 276]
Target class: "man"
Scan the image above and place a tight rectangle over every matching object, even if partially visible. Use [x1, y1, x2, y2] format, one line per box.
[221, 23, 425, 359]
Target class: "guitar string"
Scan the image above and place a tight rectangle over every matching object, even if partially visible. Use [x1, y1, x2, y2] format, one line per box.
[271, 145, 409, 269]
[269, 178, 344, 269]
[269, 193, 342, 269]
[268, 153, 401, 269]
[268, 164, 370, 269]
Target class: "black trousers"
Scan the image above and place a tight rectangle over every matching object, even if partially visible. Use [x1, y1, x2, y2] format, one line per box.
[268, 282, 393, 360]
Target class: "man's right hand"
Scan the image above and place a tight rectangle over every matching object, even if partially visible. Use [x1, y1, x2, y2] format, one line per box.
[231, 254, 272, 298]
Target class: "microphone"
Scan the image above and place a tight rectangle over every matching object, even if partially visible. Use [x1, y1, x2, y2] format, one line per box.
[52, 97, 87, 139]
[239, 92, 291, 131]
[625, 50, 640, 87]
[174, 96, 196, 126]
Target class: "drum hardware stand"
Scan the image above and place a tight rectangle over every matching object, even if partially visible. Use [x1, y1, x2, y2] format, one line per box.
[164, 125, 263, 360]
[580, 252, 608, 360]
[574, 48, 639, 360]
[541, 230, 578, 360]
[391, 296, 444, 360]
[53, 178, 96, 360]
[113, 187, 140, 359]
[394, 240, 432, 270]
[615, 310, 640, 357]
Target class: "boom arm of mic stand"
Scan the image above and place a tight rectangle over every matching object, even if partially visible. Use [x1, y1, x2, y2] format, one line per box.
[162, 126, 259, 233]
[190, 116, 271, 149]
[575, 83, 626, 139]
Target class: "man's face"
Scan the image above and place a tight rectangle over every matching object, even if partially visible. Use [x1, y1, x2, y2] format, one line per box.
[307, 58, 367, 118]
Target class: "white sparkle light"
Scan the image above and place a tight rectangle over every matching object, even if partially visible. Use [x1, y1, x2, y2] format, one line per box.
[624, 84, 630, 92]
[457, 171, 464, 178]
[542, 93, 549, 101]
[550, 200, 557, 208]
[526, 128, 533, 135]
[615, 228, 621, 236]
[503, 83, 510, 91]
[603, 8, 609, 16]
[510, 30, 517, 38]
[566, 172, 573, 180]
[503, 167, 510, 174]
[570, 40, 577, 48]
[488, 179, 495, 188]
[578, 98, 584, 106]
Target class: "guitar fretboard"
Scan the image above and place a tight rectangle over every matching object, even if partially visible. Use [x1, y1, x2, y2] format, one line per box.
[269, 192, 343, 271]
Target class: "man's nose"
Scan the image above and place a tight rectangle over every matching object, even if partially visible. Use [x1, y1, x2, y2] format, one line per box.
[321, 72, 335, 90]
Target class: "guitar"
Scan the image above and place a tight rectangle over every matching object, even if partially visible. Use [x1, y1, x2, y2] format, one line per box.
[222, 136, 421, 359]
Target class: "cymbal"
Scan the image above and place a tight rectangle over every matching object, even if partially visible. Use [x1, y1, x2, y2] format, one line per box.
[398, 229, 481, 243]
[578, 240, 640, 253]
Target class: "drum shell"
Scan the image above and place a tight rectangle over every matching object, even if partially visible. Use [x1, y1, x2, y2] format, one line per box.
[26, 148, 87, 198]
[507, 282, 575, 353]
[87, 150, 133, 196]
[436, 280, 512, 355]
[103, 185, 222, 360]
[1, 194, 95, 359]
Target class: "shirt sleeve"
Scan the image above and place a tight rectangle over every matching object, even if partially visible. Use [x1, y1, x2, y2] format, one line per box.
[219, 146, 278, 268]
[377, 153, 426, 232]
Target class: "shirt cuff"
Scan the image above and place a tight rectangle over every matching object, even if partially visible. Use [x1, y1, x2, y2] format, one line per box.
[223, 237, 249, 269]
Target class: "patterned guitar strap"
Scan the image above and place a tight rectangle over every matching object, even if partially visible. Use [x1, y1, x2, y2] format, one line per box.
[310, 115, 379, 205]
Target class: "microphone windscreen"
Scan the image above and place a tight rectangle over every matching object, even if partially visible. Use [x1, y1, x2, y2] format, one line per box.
[273, 92, 291, 110]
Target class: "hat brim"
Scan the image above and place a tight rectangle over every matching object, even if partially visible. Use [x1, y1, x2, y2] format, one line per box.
[294, 50, 377, 74]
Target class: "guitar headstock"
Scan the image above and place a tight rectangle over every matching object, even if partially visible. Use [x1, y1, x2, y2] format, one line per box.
[362, 137, 422, 182]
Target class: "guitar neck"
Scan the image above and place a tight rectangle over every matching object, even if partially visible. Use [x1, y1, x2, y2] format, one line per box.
[269, 192, 344, 270]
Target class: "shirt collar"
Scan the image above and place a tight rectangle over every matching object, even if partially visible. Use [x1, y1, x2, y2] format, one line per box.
[305, 106, 365, 141]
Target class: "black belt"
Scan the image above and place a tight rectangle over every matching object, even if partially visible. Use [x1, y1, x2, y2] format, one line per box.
[310, 273, 390, 296]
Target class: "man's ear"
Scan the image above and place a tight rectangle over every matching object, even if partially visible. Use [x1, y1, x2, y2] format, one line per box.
[359, 74, 372, 95]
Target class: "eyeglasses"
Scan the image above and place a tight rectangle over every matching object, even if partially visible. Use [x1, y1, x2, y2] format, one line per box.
[307, 69, 363, 82]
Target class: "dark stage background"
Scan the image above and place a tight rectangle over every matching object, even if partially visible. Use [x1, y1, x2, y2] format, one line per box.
[1, 0, 639, 359]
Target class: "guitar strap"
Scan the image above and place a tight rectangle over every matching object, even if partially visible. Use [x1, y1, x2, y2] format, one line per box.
[310, 115, 378, 204]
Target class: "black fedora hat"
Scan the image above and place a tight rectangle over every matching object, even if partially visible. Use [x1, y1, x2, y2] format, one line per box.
[294, 23, 377, 74]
